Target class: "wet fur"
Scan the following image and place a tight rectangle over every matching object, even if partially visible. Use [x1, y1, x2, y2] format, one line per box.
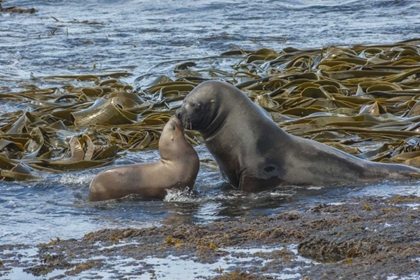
[176, 81, 420, 192]
[89, 117, 199, 201]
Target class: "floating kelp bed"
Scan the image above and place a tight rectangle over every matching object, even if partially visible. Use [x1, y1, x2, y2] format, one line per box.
[1, 39, 420, 181]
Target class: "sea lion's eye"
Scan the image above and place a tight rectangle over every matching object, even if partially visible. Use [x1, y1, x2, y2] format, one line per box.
[171, 125, 175, 130]
[195, 102, 203, 110]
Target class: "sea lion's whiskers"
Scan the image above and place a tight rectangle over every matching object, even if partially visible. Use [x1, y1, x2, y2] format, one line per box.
[186, 118, 192, 130]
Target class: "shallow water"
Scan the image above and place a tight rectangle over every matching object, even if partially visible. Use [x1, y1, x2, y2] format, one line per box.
[2, 243, 312, 279]
[1, 0, 420, 248]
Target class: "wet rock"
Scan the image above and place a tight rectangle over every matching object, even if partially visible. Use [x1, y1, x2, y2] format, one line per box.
[271, 210, 300, 220]
[2, 195, 419, 279]
[298, 200, 420, 266]
[213, 270, 274, 280]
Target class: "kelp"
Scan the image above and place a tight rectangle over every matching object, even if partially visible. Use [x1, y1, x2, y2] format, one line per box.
[71, 98, 138, 127]
[0, 76, 203, 179]
[0, 4, 36, 14]
[2, 40, 420, 180]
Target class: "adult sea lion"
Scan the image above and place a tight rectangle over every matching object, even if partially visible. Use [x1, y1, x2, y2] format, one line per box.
[176, 81, 420, 192]
[89, 116, 199, 201]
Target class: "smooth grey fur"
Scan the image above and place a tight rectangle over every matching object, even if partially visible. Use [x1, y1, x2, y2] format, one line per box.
[176, 81, 420, 192]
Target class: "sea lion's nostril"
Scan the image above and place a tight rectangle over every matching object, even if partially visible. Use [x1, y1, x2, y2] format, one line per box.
[264, 166, 275, 173]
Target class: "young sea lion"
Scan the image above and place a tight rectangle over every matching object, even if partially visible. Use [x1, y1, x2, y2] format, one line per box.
[89, 116, 199, 201]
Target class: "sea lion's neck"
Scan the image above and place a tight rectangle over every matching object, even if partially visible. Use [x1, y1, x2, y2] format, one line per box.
[199, 106, 227, 141]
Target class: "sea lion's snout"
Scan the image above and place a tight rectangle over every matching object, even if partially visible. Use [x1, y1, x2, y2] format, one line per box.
[169, 115, 183, 131]
[175, 108, 182, 120]
[175, 106, 186, 127]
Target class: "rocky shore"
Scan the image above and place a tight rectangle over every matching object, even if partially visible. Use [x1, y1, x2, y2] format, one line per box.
[1, 194, 419, 279]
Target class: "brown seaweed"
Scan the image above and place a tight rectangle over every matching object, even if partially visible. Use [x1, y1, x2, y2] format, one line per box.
[1, 40, 420, 179]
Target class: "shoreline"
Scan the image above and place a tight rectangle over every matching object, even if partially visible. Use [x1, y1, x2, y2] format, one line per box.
[1, 194, 419, 279]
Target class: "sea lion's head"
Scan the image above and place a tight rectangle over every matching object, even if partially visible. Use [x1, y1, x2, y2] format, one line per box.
[158, 116, 188, 157]
[160, 116, 184, 143]
[176, 81, 222, 133]
[159, 115, 199, 184]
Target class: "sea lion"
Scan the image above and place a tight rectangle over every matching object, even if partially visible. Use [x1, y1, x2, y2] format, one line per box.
[176, 81, 420, 192]
[89, 116, 199, 201]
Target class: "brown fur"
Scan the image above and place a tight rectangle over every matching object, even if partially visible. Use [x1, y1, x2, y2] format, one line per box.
[89, 117, 199, 201]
